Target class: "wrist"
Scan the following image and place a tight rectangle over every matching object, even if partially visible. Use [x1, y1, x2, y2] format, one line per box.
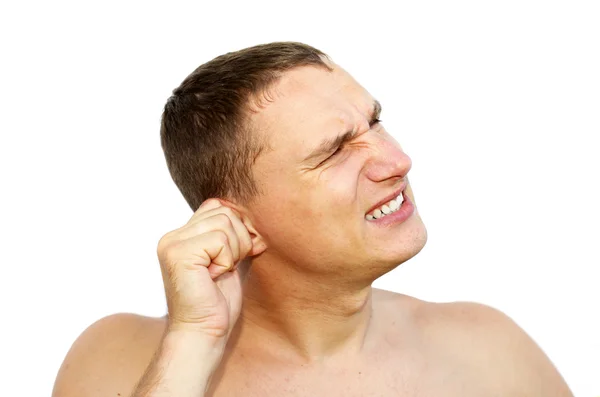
[131, 327, 227, 396]
[167, 318, 231, 341]
[163, 327, 227, 353]
[156, 330, 226, 392]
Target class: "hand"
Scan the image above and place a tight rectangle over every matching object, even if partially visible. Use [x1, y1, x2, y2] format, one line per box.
[156, 199, 254, 340]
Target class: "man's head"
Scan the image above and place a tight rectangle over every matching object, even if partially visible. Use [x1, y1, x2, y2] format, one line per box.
[161, 42, 427, 284]
[160, 42, 331, 210]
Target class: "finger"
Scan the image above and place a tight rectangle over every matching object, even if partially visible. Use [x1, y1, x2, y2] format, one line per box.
[200, 206, 252, 259]
[167, 230, 235, 275]
[176, 213, 241, 264]
[224, 210, 253, 260]
[188, 206, 252, 259]
[189, 198, 223, 221]
[195, 230, 234, 276]
[203, 233, 236, 279]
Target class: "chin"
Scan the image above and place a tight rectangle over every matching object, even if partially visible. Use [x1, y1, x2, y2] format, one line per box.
[398, 215, 428, 260]
[373, 218, 428, 273]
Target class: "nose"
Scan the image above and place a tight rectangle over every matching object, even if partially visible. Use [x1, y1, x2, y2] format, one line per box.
[364, 135, 412, 182]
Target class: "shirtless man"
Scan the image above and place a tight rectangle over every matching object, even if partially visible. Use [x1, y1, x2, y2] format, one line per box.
[52, 42, 573, 396]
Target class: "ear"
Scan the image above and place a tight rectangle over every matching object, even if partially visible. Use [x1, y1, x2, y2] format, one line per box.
[218, 199, 267, 257]
[240, 216, 267, 257]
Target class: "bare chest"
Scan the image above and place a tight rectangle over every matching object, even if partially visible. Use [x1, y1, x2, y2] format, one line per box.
[210, 369, 401, 397]
[207, 354, 493, 397]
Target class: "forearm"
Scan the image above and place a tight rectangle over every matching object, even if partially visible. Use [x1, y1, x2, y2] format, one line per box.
[131, 330, 226, 397]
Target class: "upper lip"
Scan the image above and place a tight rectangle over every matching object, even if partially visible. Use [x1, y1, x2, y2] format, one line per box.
[365, 182, 407, 215]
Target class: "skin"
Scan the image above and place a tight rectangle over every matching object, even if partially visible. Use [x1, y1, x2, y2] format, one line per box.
[231, 62, 427, 363]
[52, 62, 573, 396]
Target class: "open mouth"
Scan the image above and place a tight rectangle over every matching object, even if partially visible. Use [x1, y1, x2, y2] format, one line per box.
[365, 191, 405, 220]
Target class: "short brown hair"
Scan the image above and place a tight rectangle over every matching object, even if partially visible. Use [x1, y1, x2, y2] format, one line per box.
[160, 42, 332, 211]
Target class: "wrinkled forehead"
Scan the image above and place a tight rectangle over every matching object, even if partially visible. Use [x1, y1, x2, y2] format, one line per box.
[248, 65, 375, 163]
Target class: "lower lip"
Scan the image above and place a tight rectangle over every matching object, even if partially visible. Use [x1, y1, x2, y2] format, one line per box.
[367, 191, 415, 227]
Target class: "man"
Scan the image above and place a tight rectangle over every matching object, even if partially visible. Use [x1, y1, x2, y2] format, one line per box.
[52, 42, 573, 396]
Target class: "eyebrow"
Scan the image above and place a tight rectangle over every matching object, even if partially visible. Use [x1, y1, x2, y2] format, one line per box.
[302, 100, 382, 163]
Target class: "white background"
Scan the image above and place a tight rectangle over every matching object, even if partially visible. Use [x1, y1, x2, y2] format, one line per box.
[1, 1, 598, 395]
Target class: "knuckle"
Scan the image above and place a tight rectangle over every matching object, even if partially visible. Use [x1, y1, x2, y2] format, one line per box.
[215, 213, 233, 228]
[215, 230, 229, 244]
[222, 206, 241, 221]
[219, 206, 234, 216]
[201, 198, 221, 209]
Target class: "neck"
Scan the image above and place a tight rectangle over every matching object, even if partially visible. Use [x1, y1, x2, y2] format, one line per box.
[237, 259, 374, 364]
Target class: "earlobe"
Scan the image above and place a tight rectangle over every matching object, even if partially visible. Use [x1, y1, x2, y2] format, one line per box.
[249, 236, 267, 257]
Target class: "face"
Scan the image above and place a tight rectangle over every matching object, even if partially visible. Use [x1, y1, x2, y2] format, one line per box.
[244, 63, 427, 283]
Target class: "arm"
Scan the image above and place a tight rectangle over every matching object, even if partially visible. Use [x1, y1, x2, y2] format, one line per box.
[52, 314, 225, 397]
[53, 199, 259, 396]
[131, 330, 226, 397]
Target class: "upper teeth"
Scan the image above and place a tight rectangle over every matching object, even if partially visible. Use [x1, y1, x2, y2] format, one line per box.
[366, 193, 404, 221]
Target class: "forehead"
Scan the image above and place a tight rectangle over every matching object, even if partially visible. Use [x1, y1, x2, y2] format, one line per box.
[249, 64, 375, 161]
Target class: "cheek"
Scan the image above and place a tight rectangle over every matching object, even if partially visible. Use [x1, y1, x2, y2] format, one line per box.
[327, 155, 363, 189]
[326, 177, 357, 209]
[255, 159, 363, 236]
[311, 159, 362, 218]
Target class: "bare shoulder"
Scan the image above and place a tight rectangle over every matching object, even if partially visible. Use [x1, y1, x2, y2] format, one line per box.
[52, 313, 167, 397]
[416, 298, 573, 396]
[372, 290, 572, 396]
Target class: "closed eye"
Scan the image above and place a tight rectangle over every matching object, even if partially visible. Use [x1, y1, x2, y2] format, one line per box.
[316, 145, 344, 167]
[326, 145, 343, 160]
[331, 145, 343, 156]
[314, 118, 382, 168]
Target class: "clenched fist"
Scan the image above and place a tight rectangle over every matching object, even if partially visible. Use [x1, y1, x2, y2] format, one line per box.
[156, 198, 254, 339]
